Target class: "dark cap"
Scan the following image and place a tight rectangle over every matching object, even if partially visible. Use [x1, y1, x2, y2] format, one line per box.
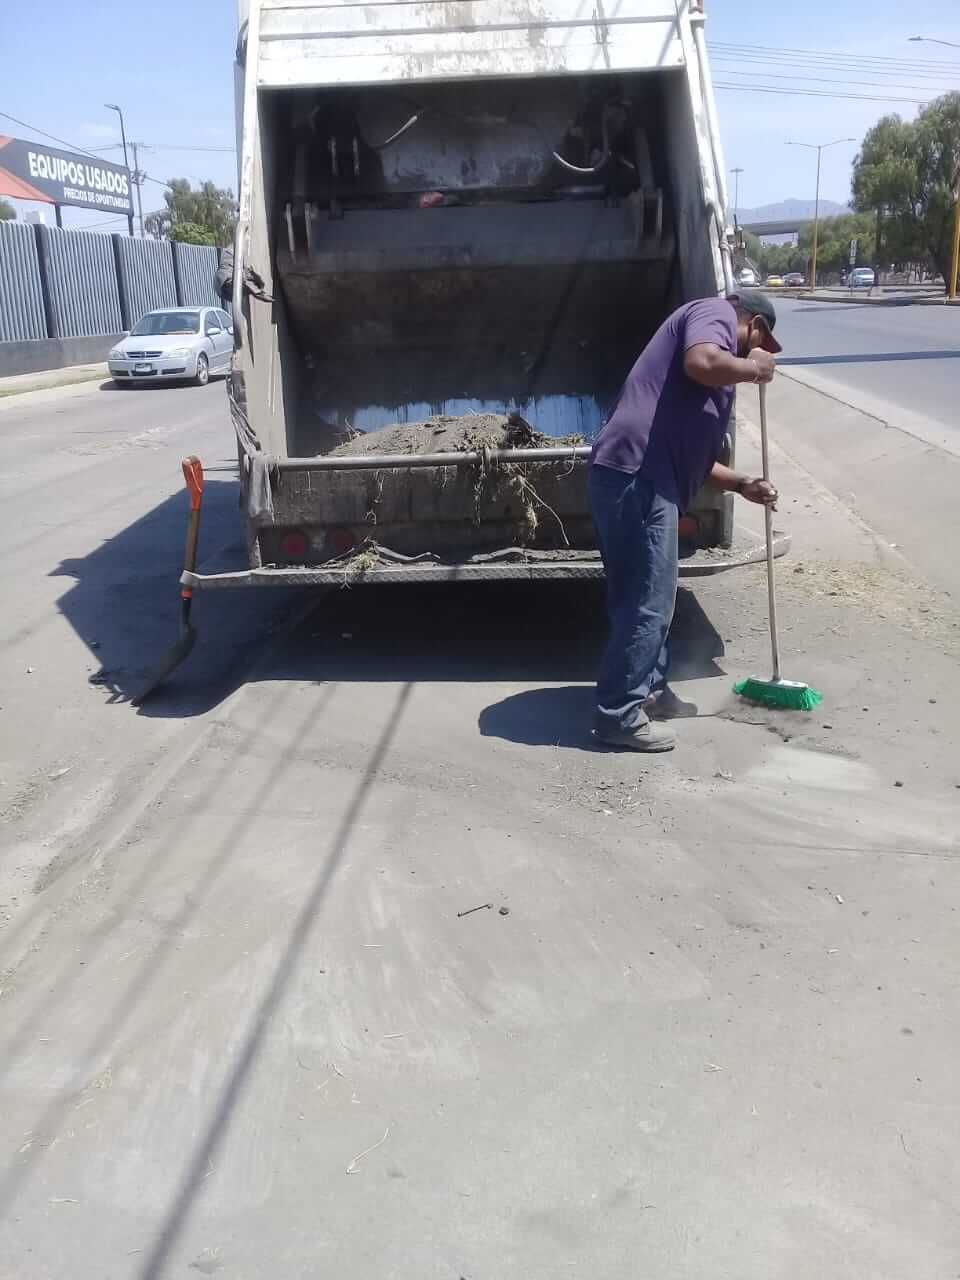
[728, 289, 782, 354]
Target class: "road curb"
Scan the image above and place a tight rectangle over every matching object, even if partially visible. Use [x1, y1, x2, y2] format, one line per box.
[0, 366, 108, 401]
[779, 293, 957, 308]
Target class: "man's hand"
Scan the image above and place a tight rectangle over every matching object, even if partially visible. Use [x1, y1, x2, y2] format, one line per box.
[684, 343, 777, 388]
[749, 349, 777, 383]
[739, 477, 778, 507]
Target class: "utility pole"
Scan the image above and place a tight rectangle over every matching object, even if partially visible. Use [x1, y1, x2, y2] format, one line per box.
[730, 167, 744, 223]
[105, 103, 135, 237]
[786, 138, 855, 290]
[131, 141, 145, 238]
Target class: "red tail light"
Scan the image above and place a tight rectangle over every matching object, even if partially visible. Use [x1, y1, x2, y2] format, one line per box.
[326, 527, 357, 556]
[281, 531, 307, 559]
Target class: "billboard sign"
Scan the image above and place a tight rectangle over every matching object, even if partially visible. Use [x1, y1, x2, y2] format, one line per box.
[0, 136, 133, 214]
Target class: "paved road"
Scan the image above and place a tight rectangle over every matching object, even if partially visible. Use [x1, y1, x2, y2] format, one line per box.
[774, 298, 960, 433]
[0, 378, 958, 1278]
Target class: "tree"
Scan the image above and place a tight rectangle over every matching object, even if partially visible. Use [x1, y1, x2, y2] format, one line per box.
[799, 211, 876, 279]
[853, 94, 960, 279]
[144, 209, 171, 239]
[162, 178, 237, 245]
[0, 198, 15, 221]
[169, 220, 219, 246]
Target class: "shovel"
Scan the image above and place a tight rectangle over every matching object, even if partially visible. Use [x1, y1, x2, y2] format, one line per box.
[131, 456, 205, 705]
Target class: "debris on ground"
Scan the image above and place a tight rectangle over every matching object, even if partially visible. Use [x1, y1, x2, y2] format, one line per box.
[346, 1126, 391, 1175]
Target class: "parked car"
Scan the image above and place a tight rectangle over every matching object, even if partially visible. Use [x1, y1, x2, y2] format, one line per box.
[764, 274, 785, 288]
[784, 272, 805, 287]
[736, 267, 758, 286]
[849, 266, 876, 288]
[108, 307, 234, 387]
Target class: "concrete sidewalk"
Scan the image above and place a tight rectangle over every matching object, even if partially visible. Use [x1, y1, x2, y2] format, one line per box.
[0, 362, 108, 399]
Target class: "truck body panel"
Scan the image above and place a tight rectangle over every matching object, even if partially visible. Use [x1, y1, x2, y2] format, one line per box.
[222, 0, 742, 580]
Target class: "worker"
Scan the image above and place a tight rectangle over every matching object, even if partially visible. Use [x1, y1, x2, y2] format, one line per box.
[589, 289, 782, 752]
[214, 244, 233, 315]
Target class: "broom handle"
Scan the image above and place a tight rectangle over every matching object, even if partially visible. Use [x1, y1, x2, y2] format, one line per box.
[759, 383, 782, 682]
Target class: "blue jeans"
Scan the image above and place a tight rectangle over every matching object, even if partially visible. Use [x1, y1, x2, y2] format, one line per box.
[589, 465, 679, 731]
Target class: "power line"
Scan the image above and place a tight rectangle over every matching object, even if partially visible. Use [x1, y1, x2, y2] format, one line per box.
[711, 66, 951, 94]
[710, 41, 960, 73]
[88, 141, 236, 154]
[710, 56, 958, 88]
[0, 110, 103, 158]
[142, 143, 236, 153]
[713, 81, 932, 105]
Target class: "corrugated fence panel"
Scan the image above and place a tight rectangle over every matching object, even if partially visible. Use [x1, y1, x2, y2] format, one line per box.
[172, 242, 220, 307]
[0, 221, 48, 341]
[115, 236, 177, 326]
[40, 226, 122, 338]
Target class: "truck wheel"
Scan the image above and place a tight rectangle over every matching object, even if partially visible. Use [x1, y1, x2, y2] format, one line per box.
[194, 353, 209, 387]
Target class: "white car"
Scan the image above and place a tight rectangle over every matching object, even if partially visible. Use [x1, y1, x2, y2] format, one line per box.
[848, 267, 876, 289]
[108, 307, 233, 387]
[737, 268, 758, 286]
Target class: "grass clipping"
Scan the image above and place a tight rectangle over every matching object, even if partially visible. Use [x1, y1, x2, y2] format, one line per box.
[328, 412, 583, 551]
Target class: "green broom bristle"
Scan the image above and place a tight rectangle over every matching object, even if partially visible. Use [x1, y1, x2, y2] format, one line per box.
[733, 677, 823, 711]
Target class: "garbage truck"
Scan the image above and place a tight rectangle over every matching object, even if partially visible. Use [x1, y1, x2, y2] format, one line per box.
[185, 0, 787, 597]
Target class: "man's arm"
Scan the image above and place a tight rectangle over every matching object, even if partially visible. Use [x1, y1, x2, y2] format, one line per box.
[684, 343, 775, 388]
[709, 462, 778, 506]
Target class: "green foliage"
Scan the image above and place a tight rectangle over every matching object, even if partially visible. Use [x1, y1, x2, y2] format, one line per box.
[148, 178, 237, 245]
[852, 94, 960, 277]
[168, 221, 218, 246]
[0, 198, 15, 221]
[747, 212, 875, 281]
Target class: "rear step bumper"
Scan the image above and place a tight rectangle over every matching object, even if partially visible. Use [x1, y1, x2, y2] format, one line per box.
[182, 530, 790, 590]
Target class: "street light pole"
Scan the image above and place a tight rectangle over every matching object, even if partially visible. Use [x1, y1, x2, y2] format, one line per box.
[730, 167, 744, 222]
[105, 103, 134, 237]
[786, 138, 855, 290]
[908, 36, 960, 49]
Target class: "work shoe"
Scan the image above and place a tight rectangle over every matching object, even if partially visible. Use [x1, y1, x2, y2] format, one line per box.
[593, 719, 677, 752]
[645, 687, 698, 720]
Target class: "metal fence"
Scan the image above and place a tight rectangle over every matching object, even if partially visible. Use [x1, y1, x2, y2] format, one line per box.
[38, 225, 124, 339]
[0, 221, 47, 342]
[0, 224, 224, 349]
[172, 242, 220, 307]
[114, 236, 178, 329]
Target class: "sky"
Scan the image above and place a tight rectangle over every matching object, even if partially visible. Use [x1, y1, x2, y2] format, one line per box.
[1, 0, 959, 233]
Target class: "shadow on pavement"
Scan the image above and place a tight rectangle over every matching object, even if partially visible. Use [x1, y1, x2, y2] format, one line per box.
[98, 376, 230, 392]
[51, 478, 305, 717]
[477, 586, 725, 748]
[52, 476, 726, 718]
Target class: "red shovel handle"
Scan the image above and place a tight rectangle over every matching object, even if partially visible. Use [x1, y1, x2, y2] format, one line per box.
[182, 456, 204, 512]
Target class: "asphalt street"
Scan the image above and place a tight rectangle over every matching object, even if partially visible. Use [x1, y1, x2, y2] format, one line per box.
[774, 298, 960, 435]
[0, 362, 958, 1278]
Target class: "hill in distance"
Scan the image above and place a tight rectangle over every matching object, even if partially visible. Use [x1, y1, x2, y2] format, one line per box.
[736, 198, 851, 222]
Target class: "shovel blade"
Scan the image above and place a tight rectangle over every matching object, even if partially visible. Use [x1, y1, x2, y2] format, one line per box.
[130, 627, 197, 706]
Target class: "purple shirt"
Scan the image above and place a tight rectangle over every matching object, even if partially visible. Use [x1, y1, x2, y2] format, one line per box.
[590, 298, 737, 510]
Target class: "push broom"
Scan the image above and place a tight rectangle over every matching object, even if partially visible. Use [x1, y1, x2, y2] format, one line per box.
[734, 384, 822, 711]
